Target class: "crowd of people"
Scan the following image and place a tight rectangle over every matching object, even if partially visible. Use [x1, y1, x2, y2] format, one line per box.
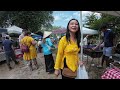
[0, 18, 118, 79]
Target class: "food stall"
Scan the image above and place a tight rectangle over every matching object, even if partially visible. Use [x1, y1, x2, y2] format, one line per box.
[0, 48, 23, 62]
[0, 51, 6, 62]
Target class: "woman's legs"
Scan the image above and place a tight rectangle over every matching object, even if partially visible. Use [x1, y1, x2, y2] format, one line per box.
[44, 54, 54, 73]
[5, 54, 12, 70]
[33, 58, 39, 69]
[26, 60, 33, 71]
[44, 55, 49, 72]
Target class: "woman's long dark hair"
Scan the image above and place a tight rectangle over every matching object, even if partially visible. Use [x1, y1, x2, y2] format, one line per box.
[24, 31, 31, 36]
[66, 18, 81, 48]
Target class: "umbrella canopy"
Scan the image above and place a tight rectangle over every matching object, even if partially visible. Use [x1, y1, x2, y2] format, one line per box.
[6, 25, 23, 34]
[31, 33, 42, 40]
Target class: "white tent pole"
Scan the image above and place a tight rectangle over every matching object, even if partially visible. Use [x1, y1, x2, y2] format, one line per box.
[80, 11, 83, 62]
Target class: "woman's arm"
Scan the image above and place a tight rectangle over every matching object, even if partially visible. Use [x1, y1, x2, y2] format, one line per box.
[30, 37, 36, 46]
[92, 40, 104, 50]
[47, 38, 55, 48]
[54, 37, 67, 69]
[54, 37, 67, 76]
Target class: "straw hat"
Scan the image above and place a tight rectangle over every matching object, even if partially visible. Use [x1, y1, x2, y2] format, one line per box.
[43, 31, 52, 39]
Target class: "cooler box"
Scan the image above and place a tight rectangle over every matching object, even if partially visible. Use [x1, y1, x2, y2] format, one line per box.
[14, 48, 23, 59]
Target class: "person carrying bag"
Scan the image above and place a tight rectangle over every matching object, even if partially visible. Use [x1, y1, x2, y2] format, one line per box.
[54, 19, 82, 79]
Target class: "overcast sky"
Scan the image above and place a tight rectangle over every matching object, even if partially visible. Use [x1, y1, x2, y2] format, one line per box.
[52, 11, 101, 28]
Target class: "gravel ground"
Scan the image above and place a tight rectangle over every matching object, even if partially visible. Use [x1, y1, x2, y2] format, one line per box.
[0, 52, 106, 79]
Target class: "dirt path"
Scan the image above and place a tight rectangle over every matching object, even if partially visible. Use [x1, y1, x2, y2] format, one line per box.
[0, 53, 61, 79]
[0, 53, 105, 79]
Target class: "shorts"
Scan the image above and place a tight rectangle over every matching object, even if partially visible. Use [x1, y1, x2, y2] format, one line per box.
[103, 47, 112, 57]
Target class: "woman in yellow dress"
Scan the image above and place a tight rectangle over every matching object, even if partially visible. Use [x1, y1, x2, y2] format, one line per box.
[21, 31, 39, 71]
[54, 19, 83, 79]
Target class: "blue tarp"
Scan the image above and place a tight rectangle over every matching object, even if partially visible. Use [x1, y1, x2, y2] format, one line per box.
[31, 34, 42, 40]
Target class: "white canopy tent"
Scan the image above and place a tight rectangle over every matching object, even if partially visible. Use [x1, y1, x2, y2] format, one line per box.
[6, 25, 23, 34]
[82, 27, 98, 35]
[94, 11, 120, 17]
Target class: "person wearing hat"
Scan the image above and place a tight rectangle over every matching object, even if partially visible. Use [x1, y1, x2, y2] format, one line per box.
[41, 31, 55, 74]
[2, 35, 19, 70]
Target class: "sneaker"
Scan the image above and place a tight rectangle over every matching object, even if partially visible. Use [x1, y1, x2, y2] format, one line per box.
[9, 67, 12, 70]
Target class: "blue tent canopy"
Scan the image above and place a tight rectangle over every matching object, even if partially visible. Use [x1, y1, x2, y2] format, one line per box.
[31, 34, 42, 40]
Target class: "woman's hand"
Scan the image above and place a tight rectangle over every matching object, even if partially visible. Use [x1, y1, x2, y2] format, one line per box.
[32, 40, 36, 45]
[92, 47, 96, 51]
[54, 69, 60, 77]
[79, 61, 84, 66]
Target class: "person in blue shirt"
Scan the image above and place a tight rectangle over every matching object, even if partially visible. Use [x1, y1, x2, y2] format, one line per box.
[93, 24, 115, 68]
[2, 35, 19, 70]
[41, 31, 55, 74]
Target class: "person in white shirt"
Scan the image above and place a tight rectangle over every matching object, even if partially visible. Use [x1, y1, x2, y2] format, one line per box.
[37, 38, 42, 53]
[19, 29, 27, 48]
[19, 29, 27, 43]
[38, 38, 42, 46]
[83, 35, 89, 46]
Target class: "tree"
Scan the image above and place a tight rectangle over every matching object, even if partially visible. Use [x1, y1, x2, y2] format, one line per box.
[84, 13, 99, 29]
[0, 11, 54, 33]
[51, 26, 62, 30]
[84, 13, 120, 41]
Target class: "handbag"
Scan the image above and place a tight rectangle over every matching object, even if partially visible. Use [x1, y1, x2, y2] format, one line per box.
[61, 44, 77, 78]
[21, 38, 31, 53]
[62, 68, 77, 78]
[21, 44, 29, 53]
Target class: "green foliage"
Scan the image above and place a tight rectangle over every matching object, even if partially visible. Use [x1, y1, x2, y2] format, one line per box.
[0, 11, 54, 33]
[51, 26, 62, 30]
[9, 33, 19, 37]
[85, 13, 120, 36]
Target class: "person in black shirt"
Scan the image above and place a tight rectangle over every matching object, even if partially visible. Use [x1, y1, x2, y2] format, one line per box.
[2, 35, 19, 70]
